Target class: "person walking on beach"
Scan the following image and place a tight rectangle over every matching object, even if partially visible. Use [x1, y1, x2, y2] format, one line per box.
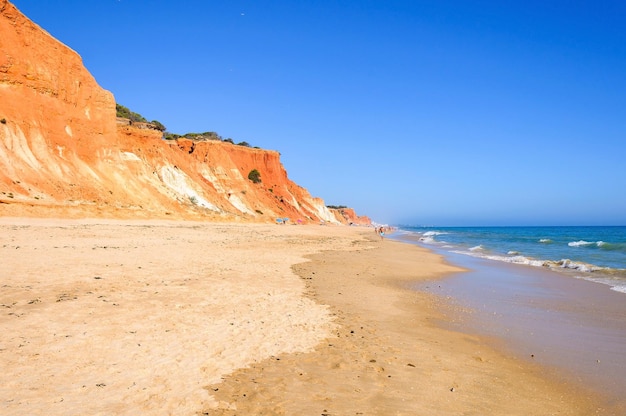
[378, 226, 385, 240]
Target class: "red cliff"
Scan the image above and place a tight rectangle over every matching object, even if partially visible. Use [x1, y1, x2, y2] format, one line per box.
[0, 1, 370, 225]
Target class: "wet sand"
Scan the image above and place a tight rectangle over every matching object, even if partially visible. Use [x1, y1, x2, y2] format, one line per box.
[0, 219, 617, 415]
[414, 248, 626, 411]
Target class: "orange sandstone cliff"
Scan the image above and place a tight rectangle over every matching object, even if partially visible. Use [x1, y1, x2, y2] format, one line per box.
[0, 1, 370, 225]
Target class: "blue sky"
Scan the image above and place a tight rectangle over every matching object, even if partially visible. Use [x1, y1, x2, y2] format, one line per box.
[12, 0, 626, 226]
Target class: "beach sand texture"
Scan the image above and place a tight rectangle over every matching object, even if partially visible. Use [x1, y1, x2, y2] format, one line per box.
[0, 219, 614, 415]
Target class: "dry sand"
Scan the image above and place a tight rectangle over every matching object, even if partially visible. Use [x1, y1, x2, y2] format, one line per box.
[0, 219, 614, 415]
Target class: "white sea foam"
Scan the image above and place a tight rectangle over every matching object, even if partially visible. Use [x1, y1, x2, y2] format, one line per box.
[576, 275, 626, 294]
[422, 231, 448, 237]
[451, 250, 544, 268]
[539, 239, 552, 244]
[569, 240, 596, 247]
[611, 285, 626, 294]
[416, 231, 449, 245]
[555, 259, 604, 272]
[492, 254, 545, 267]
[452, 249, 606, 272]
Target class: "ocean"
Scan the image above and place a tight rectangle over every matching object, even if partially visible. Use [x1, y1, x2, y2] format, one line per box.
[395, 225, 626, 294]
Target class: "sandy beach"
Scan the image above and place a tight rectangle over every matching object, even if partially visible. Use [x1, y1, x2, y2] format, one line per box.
[0, 219, 617, 415]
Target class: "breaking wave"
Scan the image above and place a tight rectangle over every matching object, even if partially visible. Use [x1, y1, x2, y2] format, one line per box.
[396, 225, 626, 294]
[568, 240, 626, 252]
[451, 249, 613, 273]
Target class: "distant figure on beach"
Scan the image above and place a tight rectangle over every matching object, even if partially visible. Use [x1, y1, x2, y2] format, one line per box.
[378, 226, 385, 240]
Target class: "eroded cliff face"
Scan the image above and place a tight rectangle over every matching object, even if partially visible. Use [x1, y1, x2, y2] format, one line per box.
[0, 1, 370, 225]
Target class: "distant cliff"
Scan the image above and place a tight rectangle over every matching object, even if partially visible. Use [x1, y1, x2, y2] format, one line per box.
[0, 0, 370, 225]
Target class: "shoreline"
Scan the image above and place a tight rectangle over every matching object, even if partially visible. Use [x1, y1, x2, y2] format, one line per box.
[0, 219, 617, 415]
[411, 245, 626, 410]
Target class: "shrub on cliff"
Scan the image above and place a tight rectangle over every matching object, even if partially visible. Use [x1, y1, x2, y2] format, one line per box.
[151, 120, 166, 132]
[115, 104, 166, 132]
[180, 132, 222, 141]
[248, 169, 262, 184]
[116, 104, 146, 123]
[164, 133, 180, 140]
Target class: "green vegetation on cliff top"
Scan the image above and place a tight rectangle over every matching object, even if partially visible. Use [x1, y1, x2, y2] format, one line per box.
[116, 103, 255, 147]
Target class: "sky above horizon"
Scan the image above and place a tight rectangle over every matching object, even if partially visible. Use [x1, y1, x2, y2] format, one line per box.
[12, 0, 626, 226]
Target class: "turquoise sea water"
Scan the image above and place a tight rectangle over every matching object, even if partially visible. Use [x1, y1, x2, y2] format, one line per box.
[396, 226, 626, 294]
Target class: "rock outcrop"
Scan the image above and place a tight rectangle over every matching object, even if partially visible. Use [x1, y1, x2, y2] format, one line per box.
[330, 207, 372, 226]
[0, 1, 370, 225]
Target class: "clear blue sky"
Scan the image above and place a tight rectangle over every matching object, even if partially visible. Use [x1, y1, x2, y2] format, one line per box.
[12, 0, 626, 226]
